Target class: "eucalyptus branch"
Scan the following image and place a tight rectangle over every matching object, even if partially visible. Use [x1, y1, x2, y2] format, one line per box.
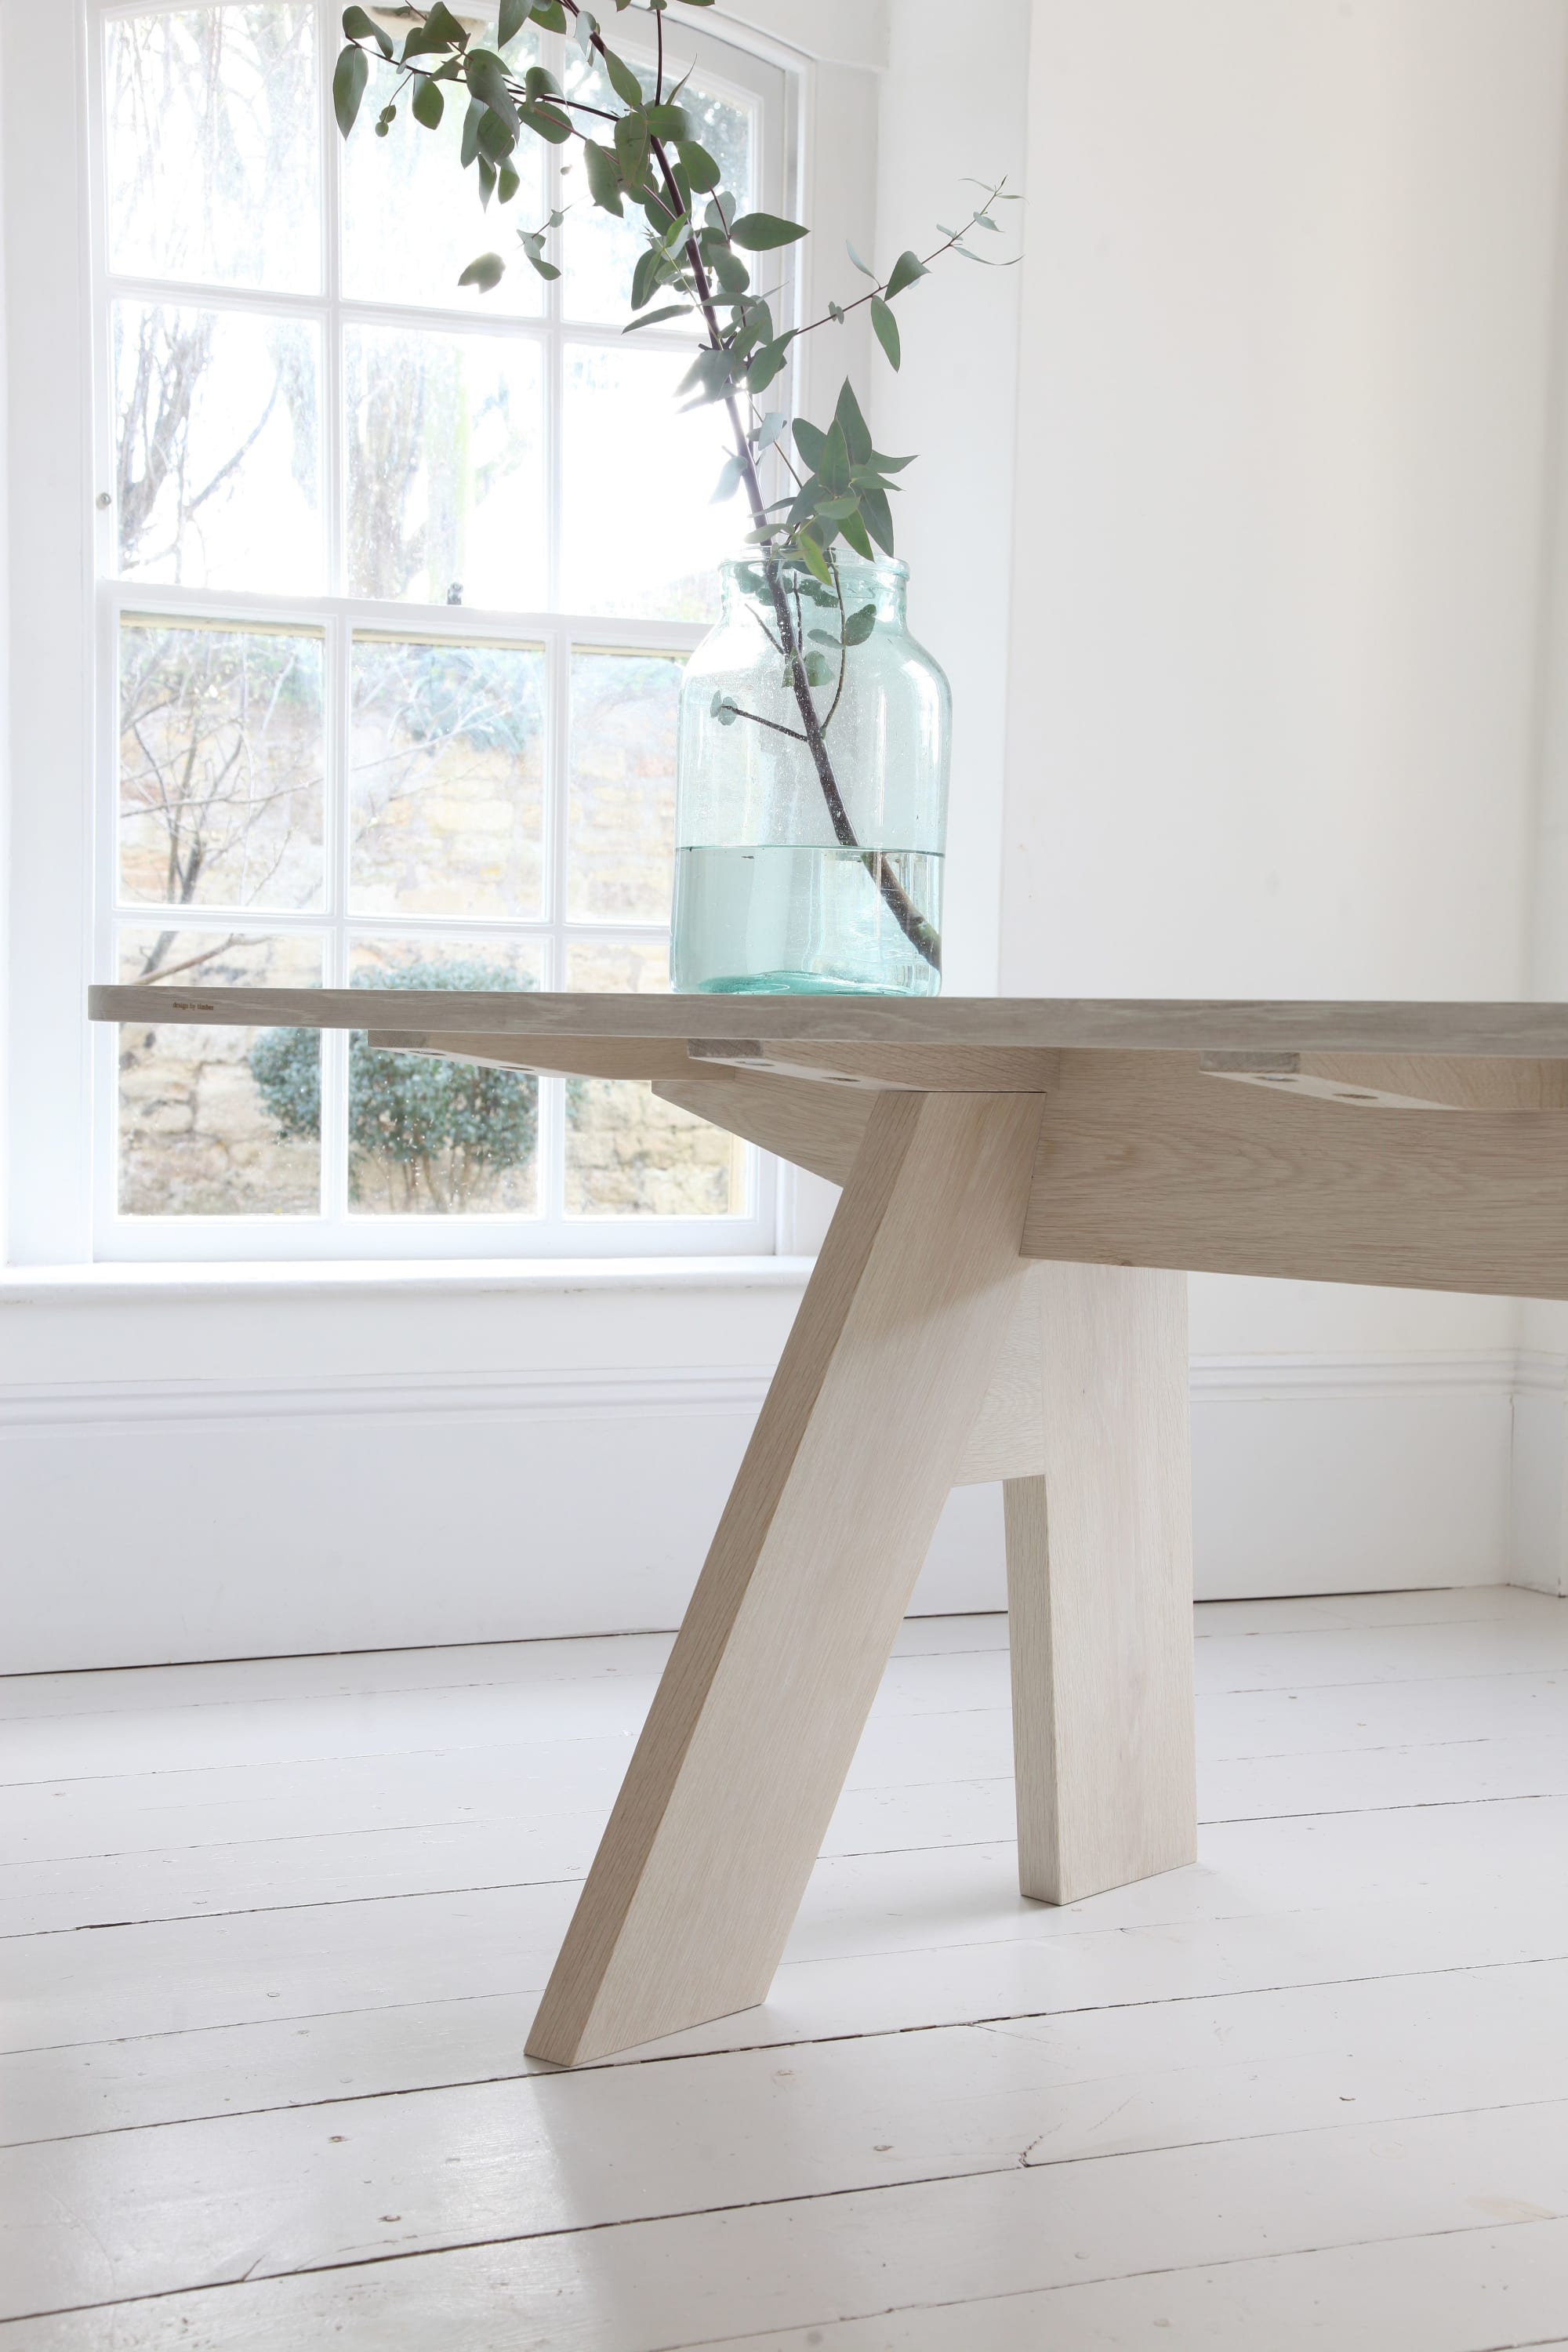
[713, 700, 806, 745]
[331, 0, 1020, 975]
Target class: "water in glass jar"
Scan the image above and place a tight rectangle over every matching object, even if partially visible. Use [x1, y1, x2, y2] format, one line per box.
[671, 844, 943, 996]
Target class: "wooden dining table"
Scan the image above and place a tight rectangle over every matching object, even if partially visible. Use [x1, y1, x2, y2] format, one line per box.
[89, 985, 1568, 2065]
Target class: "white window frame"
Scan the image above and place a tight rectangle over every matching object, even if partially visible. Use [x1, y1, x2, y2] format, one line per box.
[6, 0, 810, 1265]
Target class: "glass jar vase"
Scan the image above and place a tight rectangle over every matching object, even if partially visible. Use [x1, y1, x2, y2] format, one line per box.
[670, 550, 950, 995]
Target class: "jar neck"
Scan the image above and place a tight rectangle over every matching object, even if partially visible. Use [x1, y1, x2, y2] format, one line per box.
[720, 550, 907, 629]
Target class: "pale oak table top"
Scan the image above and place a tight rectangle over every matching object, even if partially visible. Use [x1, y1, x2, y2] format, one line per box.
[90, 986, 1568, 1302]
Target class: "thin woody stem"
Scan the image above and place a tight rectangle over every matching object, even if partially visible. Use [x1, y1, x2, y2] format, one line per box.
[378, 5, 942, 971]
[637, 131, 937, 968]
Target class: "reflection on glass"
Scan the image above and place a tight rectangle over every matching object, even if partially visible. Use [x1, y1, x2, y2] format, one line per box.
[114, 303, 321, 590]
[561, 344, 739, 619]
[565, 1080, 743, 1217]
[105, 4, 320, 292]
[350, 637, 546, 919]
[342, 52, 546, 316]
[347, 938, 540, 1214]
[345, 324, 546, 608]
[117, 928, 321, 1215]
[568, 651, 681, 921]
[565, 937, 669, 993]
[119, 619, 324, 911]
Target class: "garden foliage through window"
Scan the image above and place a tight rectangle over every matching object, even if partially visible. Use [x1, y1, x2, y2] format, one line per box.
[97, 0, 785, 1251]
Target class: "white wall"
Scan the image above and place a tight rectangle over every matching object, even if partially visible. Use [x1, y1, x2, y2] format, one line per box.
[869, 0, 1031, 995]
[997, 0, 1568, 1576]
[1004, 0, 1563, 1033]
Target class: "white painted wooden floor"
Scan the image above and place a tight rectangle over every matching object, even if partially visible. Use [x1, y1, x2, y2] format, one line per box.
[5, 1588, 1568, 2348]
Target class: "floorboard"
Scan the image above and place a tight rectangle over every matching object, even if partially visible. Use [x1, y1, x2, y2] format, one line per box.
[2, 1588, 1566, 2347]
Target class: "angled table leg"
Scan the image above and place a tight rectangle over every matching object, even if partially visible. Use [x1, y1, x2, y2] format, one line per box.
[1005, 1262, 1196, 1904]
[526, 1089, 1044, 2066]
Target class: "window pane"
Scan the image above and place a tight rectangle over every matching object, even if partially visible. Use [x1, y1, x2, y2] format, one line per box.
[349, 637, 546, 919]
[114, 302, 322, 591]
[560, 55, 755, 325]
[347, 939, 541, 1216]
[119, 619, 324, 912]
[341, 53, 545, 318]
[105, 3, 320, 293]
[565, 1080, 744, 1217]
[568, 651, 681, 922]
[345, 325, 546, 608]
[561, 343, 741, 620]
[116, 929, 321, 1215]
[565, 937, 669, 992]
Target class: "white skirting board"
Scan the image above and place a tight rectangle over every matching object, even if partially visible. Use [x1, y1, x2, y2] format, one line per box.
[0, 1351, 1530, 1671]
[1508, 1352, 1568, 1597]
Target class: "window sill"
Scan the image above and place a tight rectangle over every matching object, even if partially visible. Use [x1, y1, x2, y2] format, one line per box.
[0, 1255, 817, 1305]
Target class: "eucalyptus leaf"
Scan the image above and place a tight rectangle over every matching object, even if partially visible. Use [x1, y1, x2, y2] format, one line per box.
[401, 14, 456, 56]
[332, 43, 368, 136]
[459, 250, 505, 289]
[728, 211, 808, 252]
[521, 100, 573, 143]
[497, 0, 528, 46]
[846, 239, 876, 279]
[423, 2, 468, 48]
[709, 245, 749, 294]
[837, 508, 874, 561]
[744, 332, 796, 393]
[614, 108, 649, 188]
[710, 691, 738, 726]
[464, 49, 517, 129]
[582, 139, 622, 215]
[711, 452, 746, 503]
[459, 93, 483, 166]
[517, 227, 561, 278]
[644, 104, 691, 137]
[601, 46, 644, 107]
[523, 62, 562, 98]
[676, 138, 720, 191]
[870, 294, 900, 370]
[622, 302, 691, 331]
[792, 417, 826, 471]
[497, 158, 519, 203]
[884, 248, 928, 299]
[342, 6, 392, 58]
[528, 0, 567, 25]
[858, 483, 895, 554]
[476, 151, 496, 205]
[833, 379, 873, 466]
[803, 650, 833, 688]
[678, 345, 734, 401]
[841, 602, 877, 646]
[476, 105, 515, 161]
[630, 245, 666, 310]
[411, 74, 443, 126]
